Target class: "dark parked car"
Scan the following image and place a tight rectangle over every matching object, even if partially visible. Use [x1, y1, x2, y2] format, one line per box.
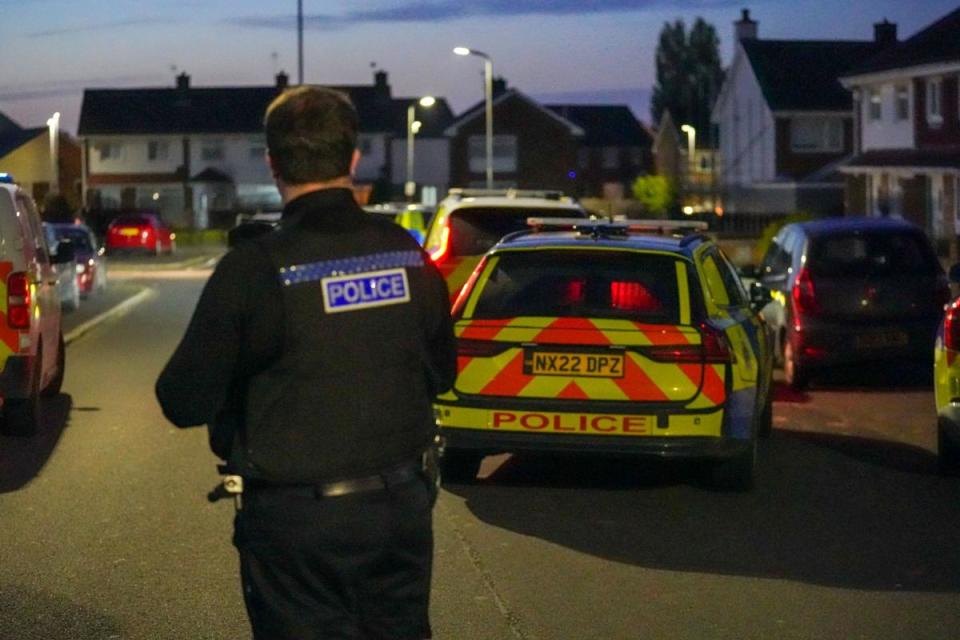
[50, 222, 107, 297]
[757, 217, 949, 389]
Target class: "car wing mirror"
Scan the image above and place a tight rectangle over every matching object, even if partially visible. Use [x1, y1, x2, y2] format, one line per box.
[749, 281, 772, 311]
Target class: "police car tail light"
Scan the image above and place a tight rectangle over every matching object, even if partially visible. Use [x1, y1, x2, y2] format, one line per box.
[429, 226, 451, 263]
[7, 272, 30, 329]
[944, 300, 960, 351]
[643, 322, 731, 364]
[791, 266, 821, 316]
[457, 338, 511, 358]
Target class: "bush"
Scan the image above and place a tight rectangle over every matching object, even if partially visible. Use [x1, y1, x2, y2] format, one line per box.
[631, 175, 676, 218]
[171, 228, 227, 246]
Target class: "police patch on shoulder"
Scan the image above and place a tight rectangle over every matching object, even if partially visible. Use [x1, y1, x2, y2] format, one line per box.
[321, 268, 410, 314]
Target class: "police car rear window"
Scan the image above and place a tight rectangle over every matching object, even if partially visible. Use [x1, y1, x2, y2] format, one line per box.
[469, 250, 683, 324]
[448, 207, 584, 257]
[808, 231, 940, 277]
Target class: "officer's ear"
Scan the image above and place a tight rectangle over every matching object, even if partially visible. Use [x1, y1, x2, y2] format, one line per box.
[350, 148, 361, 178]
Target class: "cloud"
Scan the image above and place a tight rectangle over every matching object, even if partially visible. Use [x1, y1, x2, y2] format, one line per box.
[231, 0, 739, 30]
[28, 18, 175, 38]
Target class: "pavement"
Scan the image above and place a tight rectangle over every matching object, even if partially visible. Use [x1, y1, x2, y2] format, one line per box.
[61, 245, 224, 343]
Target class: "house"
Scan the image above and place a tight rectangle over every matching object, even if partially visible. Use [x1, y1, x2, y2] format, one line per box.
[444, 83, 583, 192]
[544, 104, 653, 199]
[0, 111, 81, 212]
[78, 70, 454, 228]
[839, 8, 960, 247]
[711, 9, 891, 216]
[652, 109, 720, 213]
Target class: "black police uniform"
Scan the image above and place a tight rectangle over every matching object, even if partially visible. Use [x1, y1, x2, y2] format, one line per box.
[156, 187, 457, 640]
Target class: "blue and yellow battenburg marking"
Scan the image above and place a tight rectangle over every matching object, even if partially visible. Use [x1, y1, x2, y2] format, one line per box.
[278, 250, 423, 314]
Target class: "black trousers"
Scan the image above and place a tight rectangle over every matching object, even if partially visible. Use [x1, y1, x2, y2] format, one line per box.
[233, 473, 435, 640]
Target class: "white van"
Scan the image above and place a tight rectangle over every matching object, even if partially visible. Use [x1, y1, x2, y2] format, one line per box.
[0, 180, 71, 435]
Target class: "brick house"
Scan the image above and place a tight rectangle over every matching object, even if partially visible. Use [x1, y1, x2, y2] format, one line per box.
[711, 9, 890, 215]
[839, 8, 960, 246]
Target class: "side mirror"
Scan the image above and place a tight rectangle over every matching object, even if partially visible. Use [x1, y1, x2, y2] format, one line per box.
[949, 263, 960, 284]
[749, 281, 772, 311]
[53, 239, 75, 264]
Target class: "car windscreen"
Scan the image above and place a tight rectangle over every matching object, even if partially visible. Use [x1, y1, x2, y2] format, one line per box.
[55, 228, 94, 251]
[448, 207, 584, 257]
[807, 230, 940, 277]
[469, 249, 682, 324]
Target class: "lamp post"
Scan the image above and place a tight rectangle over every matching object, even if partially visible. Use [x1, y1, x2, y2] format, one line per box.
[297, 0, 304, 84]
[46, 111, 60, 196]
[406, 96, 435, 200]
[680, 124, 696, 185]
[453, 47, 493, 189]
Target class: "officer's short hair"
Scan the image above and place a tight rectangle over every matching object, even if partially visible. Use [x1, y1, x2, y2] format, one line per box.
[264, 86, 359, 184]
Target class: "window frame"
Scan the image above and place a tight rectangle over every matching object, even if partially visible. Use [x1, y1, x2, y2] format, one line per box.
[926, 77, 943, 125]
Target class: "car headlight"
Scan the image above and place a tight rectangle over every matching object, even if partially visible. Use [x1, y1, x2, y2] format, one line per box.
[75, 263, 86, 274]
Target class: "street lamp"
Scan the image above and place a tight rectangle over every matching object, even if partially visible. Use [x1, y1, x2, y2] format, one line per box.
[46, 111, 60, 196]
[406, 96, 435, 200]
[453, 46, 493, 189]
[680, 124, 696, 182]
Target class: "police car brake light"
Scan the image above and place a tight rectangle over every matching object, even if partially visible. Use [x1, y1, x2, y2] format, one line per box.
[429, 225, 451, 263]
[945, 299, 960, 351]
[457, 338, 512, 357]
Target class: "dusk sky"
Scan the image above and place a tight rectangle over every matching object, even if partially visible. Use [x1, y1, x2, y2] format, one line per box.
[1, 0, 957, 135]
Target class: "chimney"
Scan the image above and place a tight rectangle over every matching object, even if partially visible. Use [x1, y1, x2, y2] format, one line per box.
[276, 71, 289, 89]
[735, 8, 758, 42]
[374, 70, 390, 99]
[176, 71, 190, 91]
[874, 19, 897, 47]
[492, 77, 508, 98]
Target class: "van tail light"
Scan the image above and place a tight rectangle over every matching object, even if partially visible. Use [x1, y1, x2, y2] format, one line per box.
[642, 322, 732, 364]
[944, 300, 960, 351]
[7, 271, 30, 329]
[429, 225, 451, 264]
[792, 266, 821, 317]
[457, 338, 512, 358]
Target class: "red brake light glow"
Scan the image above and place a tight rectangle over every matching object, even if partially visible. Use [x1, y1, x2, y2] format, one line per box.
[792, 266, 820, 318]
[944, 299, 960, 352]
[429, 225, 451, 263]
[456, 338, 512, 358]
[7, 272, 30, 329]
[642, 322, 731, 364]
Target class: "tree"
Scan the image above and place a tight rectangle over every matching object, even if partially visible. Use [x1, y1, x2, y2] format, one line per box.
[650, 18, 723, 145]
[632, 175, 676, 218]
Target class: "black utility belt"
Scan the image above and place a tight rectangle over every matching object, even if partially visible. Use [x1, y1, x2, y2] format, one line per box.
[246, 462, 421, 499]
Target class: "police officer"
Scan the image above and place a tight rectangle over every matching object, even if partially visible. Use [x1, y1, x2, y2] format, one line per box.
[155, 86, 457, 640]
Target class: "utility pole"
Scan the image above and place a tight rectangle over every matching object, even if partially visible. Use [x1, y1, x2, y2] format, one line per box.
[297, 0, 304, 84]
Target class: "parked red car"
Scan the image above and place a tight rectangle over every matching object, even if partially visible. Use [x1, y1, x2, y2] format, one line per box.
[106, 213, 176, 255]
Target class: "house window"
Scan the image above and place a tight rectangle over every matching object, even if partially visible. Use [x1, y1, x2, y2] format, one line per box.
[926, 77, 943, 124]
[790, 117, 843, 153]
[468, 135, 517, 173]
[96, 142, 124, 161]
[601, 147, 620, 170]
[868, 89, 882, 121]
[200, 140, 225, 161]
[895, 85, 910, 121]
[147, 140, 169, 162]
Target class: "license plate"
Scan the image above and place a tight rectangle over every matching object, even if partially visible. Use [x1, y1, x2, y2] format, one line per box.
[119, 228, 140, 236]
[856, 331, 909, 349]
[524, 351, 624, 378]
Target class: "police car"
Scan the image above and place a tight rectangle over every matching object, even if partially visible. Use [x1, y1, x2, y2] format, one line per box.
[934, 266, 960, 475]
[423, 189, 587, 301]
[435, 218, 775, 490]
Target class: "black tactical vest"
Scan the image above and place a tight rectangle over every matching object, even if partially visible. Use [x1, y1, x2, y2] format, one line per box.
[234, 193, 442, 484]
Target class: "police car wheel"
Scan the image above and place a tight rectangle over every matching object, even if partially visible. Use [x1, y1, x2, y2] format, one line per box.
[41, 332, 65, 398]
[439, 449, 482, 485]
[938, 422, 960, 476]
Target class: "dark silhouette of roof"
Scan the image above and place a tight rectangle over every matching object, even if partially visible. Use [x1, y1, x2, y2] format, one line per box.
[545, 105, 652, 147]
[0, 127, 45, 158]
[79, 81, 453, 137]
[742, 39, 882, 111]
[845, 7, 960, 77]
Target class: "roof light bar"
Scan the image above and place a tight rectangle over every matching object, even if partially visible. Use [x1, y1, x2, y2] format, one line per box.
[526, 218, 708, 234]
